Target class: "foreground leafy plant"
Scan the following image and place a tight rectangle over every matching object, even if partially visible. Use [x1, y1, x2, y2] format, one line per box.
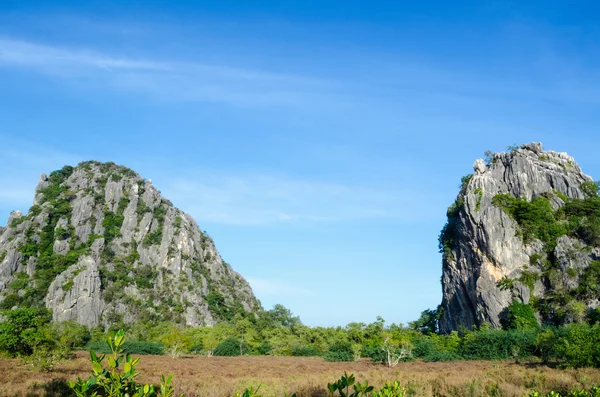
[327, 372, 374, 397]
[525, 385, 600, 397]
[68, 330, 182, 397]
[374, 381, 406, 397]
[235, 386, 262, 397]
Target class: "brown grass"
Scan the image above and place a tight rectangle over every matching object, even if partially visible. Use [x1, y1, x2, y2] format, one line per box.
[3, 353, 600, 397]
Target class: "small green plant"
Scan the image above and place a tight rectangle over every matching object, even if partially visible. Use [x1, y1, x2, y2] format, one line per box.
[507, 144, 520, 154]
[22, 345, 70, 372]
[235, 386, 262, 397]
[68, 330, 182, 397]
[327, 372, 374, 397]
[496, 276, 515, 291]
[374, 381, 406, 397]
[474, 188, 483, 211]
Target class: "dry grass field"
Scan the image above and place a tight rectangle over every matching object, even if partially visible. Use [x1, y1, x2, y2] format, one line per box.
[3, 353, 600, 397]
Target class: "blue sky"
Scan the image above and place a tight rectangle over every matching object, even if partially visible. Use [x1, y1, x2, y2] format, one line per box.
[2, 0, 600, 326]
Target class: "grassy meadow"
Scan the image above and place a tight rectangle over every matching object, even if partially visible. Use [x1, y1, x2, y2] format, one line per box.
[3, 352, 600, 397]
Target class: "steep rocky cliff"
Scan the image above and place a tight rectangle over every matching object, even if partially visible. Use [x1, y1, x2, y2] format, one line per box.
[439, 143, 600, 332]
[0, 162, 260, 328]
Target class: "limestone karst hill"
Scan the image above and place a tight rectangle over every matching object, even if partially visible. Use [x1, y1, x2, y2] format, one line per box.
[0, 161, 259, 328]
[439, 143, 600, 332]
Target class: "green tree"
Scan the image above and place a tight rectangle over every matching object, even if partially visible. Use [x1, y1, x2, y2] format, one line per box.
[259, 304, 301, 329]
[409, 307, 442, 335]
[0, 308, 53, 356]
[159, 326, 192, 359]
[501, 300, 539, 330]
[51, 320, 91, 349]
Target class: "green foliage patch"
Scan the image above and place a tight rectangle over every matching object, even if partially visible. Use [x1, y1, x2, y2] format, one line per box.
[87, 339, 165, 355]
[492, 194, 565, 251]
[213, 338, 246, 356]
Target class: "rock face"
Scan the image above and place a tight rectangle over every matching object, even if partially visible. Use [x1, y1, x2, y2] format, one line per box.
[439, 143, 598, 332]
[0, 162, 260, 328]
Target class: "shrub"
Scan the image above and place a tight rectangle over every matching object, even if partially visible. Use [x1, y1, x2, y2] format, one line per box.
[0, 294, 20, 310]
[8, 272, 30, 291]
[142, 230, 163, 247]
[53, 320, 91, 349]
[438, 198, 464, 254]
[374, 381, 406, 397]
[257, 342, 272, 355]
[323, 341, 353, 362]
[0, 308, 53, 356]
[502, 300, 539, 330]
[69, 330, 181, 397]
[323, 351, 354, 362]
[189, 342, 204, 355]
[213, 338, 246, 356]
[291, 344, 321, 357]
[535, 327, 561, 364]
[22, 345, 70, 372]
[363, 346, 387, 363]
[87, 340, 164, 355]
[460, 329, 536, 360]
[492, 194, 565, 251]
[411, 337, 436, 358]
[555, 324, 600, 368]
[55, 227, 71, 240]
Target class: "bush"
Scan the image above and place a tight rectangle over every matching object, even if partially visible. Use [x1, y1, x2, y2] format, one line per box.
[323, 351, 354, 362]
[0, 294, 20, 310]
[213, 338, 246, 356]
[257, 342, 272, 355]
[363, 346, 387, 363]
[460, 329, 536, 360]
[492, 194, 565, 250]
[412, 337, 436, 358]
[555, 324, 600, 368]
[323, 341, 353, 362]
[502, 300, 539, 330]
[87, 340, 164, 355]
[535, 327, 561, 364]
[291, 344, 321, 357]
[189, 342, 204, 355]
[0, 308, 53, 356]
[22, 345, 70, 372]
[52, 320, 91, 349]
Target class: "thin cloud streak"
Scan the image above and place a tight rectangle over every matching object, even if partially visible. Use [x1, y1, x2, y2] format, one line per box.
[0, 141, 441, 227]
[0, 38, 333, 107]
[162, 173, 441, 226]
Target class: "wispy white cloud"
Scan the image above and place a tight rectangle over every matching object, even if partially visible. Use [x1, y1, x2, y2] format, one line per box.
[0, 38, 333, 107]
[247, 277, 312, 297]
[0, 39, 164, 71]
[0, 138, 441, 227]
[160, 173, 441, 226]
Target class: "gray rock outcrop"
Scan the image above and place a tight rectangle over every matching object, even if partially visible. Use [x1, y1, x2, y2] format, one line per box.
[439, 143, 597, 332]
[0, 161, 260, 328]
